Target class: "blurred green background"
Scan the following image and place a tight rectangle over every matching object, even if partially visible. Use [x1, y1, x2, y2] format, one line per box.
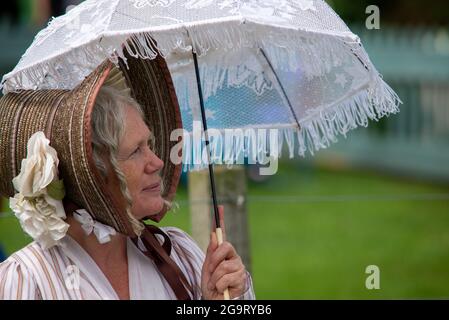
[144, 161, 449, 299]
[1, 0, 449, 299]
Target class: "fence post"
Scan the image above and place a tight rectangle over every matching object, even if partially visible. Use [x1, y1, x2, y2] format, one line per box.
[188, 169, 212, 253]
[188, 166, 251, 272]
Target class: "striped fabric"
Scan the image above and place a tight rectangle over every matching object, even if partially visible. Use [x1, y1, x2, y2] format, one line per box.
[0, 227, 255, 300]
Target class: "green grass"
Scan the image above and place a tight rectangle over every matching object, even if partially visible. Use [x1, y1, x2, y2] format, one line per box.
[1, 161, 449, 299]
[246, 163, 449, 299]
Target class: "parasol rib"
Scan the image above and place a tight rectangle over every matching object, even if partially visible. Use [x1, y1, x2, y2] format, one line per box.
[259, 48, 301, 131]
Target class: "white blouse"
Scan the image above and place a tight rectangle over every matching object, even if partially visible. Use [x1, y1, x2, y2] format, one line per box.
[0, 227, 255, 300]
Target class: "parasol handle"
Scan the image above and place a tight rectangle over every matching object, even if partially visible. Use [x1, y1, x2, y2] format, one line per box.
[215, 227, 230, 300]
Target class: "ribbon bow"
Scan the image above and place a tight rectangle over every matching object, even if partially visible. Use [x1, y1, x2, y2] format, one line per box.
[132, 225, 193, 300]
[73, 209, 117, 244]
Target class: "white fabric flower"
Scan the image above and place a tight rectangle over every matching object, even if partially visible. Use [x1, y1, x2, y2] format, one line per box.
[12, 132, 59, 197]
[9, 132, 69, 250]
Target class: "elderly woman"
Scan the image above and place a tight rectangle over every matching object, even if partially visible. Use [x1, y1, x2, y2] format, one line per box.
[0, 57, 254, 300]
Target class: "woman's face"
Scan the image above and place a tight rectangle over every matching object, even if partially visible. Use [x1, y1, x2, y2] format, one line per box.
[116, 104, 165, 221]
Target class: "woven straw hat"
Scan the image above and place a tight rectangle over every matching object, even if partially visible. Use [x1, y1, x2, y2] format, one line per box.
[0, 54, 183, 237]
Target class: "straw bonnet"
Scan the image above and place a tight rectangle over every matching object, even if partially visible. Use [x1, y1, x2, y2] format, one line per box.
[0, 54, 183, 237]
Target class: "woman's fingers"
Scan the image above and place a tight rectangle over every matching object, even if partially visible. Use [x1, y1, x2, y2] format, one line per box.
[214, 269, 247, 295]
[208, 241, 237, 273]
[207, 259, 243, 291]
[202, 206, 248, 299]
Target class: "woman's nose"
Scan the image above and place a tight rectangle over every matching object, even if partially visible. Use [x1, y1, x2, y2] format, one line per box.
[144, 149, 164, 173]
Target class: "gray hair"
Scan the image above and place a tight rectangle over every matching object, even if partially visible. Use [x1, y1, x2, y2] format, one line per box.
[91, 86, 171, 236]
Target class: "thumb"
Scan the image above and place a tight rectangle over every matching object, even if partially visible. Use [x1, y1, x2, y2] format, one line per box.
[203, 231, 218, 274]
[217, 205, 226, 243]
[209, 230, 218, 251]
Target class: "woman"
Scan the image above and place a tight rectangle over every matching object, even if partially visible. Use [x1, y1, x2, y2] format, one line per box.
[0, 56, 254, 300]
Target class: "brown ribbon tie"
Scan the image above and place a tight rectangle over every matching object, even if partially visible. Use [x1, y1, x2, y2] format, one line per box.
[132, 224, 193, 300]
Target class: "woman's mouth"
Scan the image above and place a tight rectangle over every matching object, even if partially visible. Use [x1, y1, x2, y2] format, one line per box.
[143, 182, 161, 193]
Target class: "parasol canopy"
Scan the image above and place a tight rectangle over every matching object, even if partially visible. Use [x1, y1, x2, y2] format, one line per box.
[1, 0, 400, 171]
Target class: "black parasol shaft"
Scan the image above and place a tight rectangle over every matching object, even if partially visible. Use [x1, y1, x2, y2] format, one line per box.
[192, 51, 221, 230]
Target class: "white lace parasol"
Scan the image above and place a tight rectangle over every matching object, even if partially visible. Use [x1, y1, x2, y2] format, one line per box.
[1, 0, 401, 170]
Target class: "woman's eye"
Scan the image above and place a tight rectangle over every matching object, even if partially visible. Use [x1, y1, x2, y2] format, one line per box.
[129, 136, 154, 158]
[131, 147, 140, 156]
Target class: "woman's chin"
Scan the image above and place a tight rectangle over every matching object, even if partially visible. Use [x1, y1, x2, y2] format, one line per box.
[134, 198, 166, 222]
[147, 211, 166, 223]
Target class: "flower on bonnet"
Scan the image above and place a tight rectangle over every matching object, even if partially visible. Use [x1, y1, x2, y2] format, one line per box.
[9, 132, 69, 250]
